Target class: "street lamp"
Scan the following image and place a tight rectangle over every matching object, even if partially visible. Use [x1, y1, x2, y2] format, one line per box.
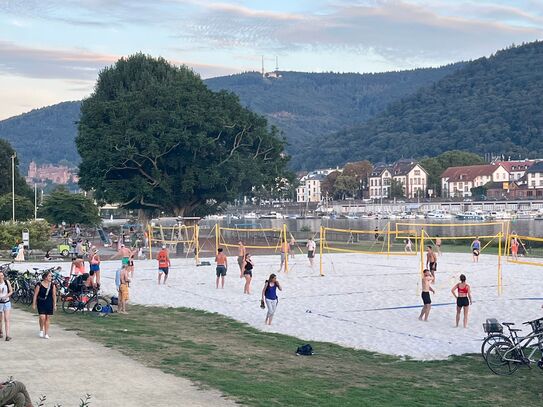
[11, 152, 16, 222]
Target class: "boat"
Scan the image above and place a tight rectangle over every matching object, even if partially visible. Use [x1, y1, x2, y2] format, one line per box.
[427, 210, 453, 219]
[456, 211, 486, 221]
[487, 211, 512, 220]
[260, 211, 284, 219]
[243, 212, 259, 219]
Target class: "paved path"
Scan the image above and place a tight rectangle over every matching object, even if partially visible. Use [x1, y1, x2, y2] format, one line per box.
[2, 309, 237, 407]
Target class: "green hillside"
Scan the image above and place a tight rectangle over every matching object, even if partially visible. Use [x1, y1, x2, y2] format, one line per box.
[0, 66, 461, 171]
[306, 41, 543, 169]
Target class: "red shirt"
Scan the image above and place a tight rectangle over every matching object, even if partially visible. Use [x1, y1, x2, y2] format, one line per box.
[157, 250, 169, 268]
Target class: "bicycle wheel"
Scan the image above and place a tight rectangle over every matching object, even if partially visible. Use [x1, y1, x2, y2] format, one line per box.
[481, 334, 511, 360]
[485, 341, 520, 375]
[11, 288, 21, 303]
[62, 295, 80, 314]
[84, 296, 109, 313]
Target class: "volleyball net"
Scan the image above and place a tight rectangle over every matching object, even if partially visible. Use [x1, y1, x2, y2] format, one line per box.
[318, 223, 419, 276]
[147, 224, 200, 263]
[505, 234, 543, 267]
[215, 223, 286, 254]
[396, 221, 507, 294]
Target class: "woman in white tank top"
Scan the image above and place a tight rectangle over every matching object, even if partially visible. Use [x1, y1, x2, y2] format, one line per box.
[0, 270, 14, 341]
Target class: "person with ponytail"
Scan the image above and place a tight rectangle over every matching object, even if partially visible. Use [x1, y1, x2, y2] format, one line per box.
[261, 274, 282, 325]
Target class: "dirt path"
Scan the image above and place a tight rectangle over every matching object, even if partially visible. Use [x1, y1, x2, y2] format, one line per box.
[3, 309, 237, 407]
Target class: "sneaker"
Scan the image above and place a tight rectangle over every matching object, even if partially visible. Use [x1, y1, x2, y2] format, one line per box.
[39, 331, 44, 338]
[5, 336, 11, 341]
[0, 332, 3, 339]
[44, 334, 50, 339]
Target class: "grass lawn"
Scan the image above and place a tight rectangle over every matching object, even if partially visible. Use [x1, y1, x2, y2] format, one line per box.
[21, 305, 542, 407]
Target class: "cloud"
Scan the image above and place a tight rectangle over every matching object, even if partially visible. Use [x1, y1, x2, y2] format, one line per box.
[0, 41, 239, 81]
[185, 0, 543, 64]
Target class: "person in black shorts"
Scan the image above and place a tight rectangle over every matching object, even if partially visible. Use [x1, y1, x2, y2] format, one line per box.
[241, 253, 253, 294]
[426, 246, 437, 277]
[419, 269, 435, 321]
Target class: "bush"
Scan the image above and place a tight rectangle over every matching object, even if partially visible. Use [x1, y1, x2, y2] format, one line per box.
[0, 220, 52, 250]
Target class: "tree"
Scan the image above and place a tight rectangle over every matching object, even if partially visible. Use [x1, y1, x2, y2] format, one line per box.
[0, 194, 34, 221]
[0, 140, 33, 200]
[40, 188, 100, 225]
[389, 179, 405, 198]
[320, 171, 341, 200]
[470, 185, 488, 199]
[421, 150, 484, 197]
[76, 54, 291, 219]
[334, 175, 359, 199]
[343, 160, 372, 198]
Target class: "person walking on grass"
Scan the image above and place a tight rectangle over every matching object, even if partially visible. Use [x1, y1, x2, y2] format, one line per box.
[0, 380, 33, 407]
[471, 237, 481, 263]
[0, 271, 14, 341]
[418, 269, 434, 322]
[32, 271, 56, 339]
[157, 245, 171, 285]
[118, 264, 131, 314]
[241, 253, 253, 294]
[237, 241, 246, 272]
[215, 248, 228, 289]
[452, 274, 472, 328]
[426, 246, 437, 278]
[262, 274, 282, 325]
[306, 237, 316, 267]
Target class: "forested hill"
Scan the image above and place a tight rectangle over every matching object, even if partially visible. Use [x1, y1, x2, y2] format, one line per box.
[304, 41, 543, 169]
[205, 67, 462, 168]
[0, 66, 461, 171]
[0, 101, 81, 170]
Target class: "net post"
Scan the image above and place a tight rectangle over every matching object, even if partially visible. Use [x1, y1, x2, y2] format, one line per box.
[499, 231, 503, 295]
[319, 225, 324, 276]
[420, 228, 425, 277]
[283, 223, 288, 273]
[195, 224, 200, 265]
[215, 223, 220, 255]
[387, 222, 391, 256]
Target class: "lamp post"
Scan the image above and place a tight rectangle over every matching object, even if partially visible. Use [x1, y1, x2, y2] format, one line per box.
[34, 183, 37, 220]
[11, 152, 16, 222]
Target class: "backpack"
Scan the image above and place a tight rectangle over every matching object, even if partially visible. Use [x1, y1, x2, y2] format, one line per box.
[100, 304, 113, 314]
[296, 344, 314, 356]
[110, 296, 118, 305]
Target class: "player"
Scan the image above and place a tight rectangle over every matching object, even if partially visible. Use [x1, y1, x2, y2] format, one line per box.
[419, 269, 435, 321]
[426, 246, 437, 277]
[471, 237, 481, 263]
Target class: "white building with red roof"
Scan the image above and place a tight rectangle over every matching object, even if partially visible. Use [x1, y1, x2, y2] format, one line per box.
[441, 163, 509, 198]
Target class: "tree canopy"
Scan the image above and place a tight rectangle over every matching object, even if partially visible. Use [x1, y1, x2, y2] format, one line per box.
[40, 188, 100, 225]
[0, 194, 34, 222]
[77, 54, 291, 218]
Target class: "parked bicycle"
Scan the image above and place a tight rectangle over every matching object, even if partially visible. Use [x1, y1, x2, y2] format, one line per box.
[61, 286, 109, 314]
[484, 317, 543, 375]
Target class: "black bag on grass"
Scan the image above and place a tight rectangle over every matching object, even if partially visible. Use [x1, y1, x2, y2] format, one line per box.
[296, 344, 314, 356]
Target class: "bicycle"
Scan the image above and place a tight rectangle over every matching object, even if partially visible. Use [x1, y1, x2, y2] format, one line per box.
[61, 287, 109, 314]
[481, 319, 519, 359]
[485, 317, 543, 375]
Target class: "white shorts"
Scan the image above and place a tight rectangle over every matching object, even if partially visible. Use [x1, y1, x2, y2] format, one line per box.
[0, 301, 12, 312]
[265, 298, 278, 318]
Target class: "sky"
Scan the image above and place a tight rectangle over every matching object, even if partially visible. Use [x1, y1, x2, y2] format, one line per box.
[0, 0, 542, 120]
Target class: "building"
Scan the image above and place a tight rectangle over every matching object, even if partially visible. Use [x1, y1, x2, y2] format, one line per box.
[441, 164, 509, 198]
[26, 161, 78, 185]
[296, 168, 340, 203]
[494, 160, 535, 182]
[368, 160, 428, 199]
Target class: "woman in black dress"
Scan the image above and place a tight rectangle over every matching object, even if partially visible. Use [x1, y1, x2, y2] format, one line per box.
[32, 271, 56, 339]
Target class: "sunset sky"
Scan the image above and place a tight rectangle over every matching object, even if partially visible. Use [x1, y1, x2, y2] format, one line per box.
[1, 0, 542, 119]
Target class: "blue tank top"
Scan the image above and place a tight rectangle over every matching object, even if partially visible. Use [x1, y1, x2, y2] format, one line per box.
[473, 241, 480, 249]
[265, 283, 278, 300]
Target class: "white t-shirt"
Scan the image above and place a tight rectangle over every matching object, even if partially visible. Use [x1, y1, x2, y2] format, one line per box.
[306, 240, 316, 251]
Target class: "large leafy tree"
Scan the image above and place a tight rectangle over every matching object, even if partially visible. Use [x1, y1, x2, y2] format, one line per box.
[40, 187, 100, 225]
[77, 54, 290, 218]
[0, 194, 34, 221]
[0, 140, 33, 199]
